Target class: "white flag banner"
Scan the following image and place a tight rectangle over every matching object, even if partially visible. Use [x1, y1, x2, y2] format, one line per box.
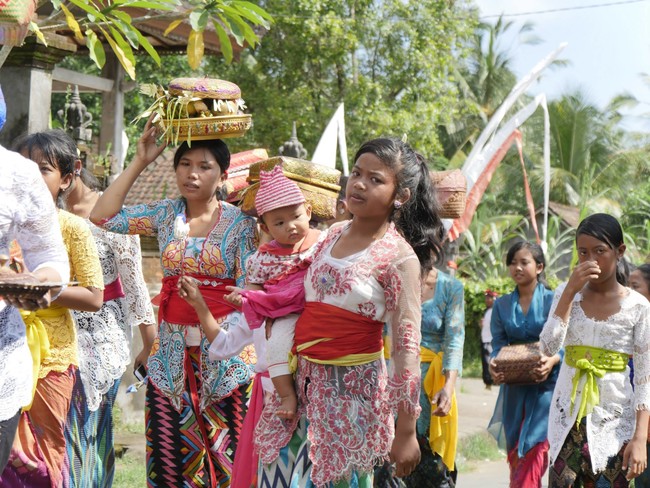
[312, 103, 349, 175]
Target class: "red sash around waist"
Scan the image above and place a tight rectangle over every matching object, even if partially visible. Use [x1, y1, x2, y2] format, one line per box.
[103, 277, 125, 302]
[151, 274, 236, 326]
[292, 302, 384, 360]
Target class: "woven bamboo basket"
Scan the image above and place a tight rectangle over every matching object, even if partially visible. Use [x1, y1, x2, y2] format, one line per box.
[430, 169, 467, 219]
[493, 342, 541, 385]
[160, 114, 252, 142]
[236, 156, 341, 221]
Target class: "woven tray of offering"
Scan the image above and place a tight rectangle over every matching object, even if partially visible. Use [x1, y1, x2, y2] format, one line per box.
[0, 272, 66, 300]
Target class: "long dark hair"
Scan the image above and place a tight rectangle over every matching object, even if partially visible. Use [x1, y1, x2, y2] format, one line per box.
[576, 213, 628, 285]
[353, 138, 444, 271]
[14, 129, 79, 206]
[506, 240, 549, 287]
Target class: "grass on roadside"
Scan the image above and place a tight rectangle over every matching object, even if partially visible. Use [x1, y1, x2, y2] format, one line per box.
[456, 431, 505, 473]
[113, 453, 146, 487]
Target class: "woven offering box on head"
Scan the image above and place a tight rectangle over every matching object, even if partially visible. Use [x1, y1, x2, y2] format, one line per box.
[139, 77, 252, 144]
[237, 157, 341, 221]
[493, 342, 541, 385]
[430, 169, 467, 219]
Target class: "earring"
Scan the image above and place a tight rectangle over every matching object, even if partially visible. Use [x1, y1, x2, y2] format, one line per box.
[74, 169, 81, 177]
[394, 200, 402, 209]
[338, 207, 345, 215]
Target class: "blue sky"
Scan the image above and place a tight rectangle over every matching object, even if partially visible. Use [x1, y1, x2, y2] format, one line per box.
[472, 0, 650, 132]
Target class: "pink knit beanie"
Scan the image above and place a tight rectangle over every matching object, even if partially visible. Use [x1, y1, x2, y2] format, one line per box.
[255, 164, 306, 216]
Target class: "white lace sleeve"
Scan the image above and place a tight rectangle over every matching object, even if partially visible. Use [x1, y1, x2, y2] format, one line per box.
[384, 250, 422, 418]
[208, 312, 254, 360]
[14, 164, 69, 281]
[633, 302, 650, 411]
[111, 232, 155, 326]
[540, 283, 570, 357]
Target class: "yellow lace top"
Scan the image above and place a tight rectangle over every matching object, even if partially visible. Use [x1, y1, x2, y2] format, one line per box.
[39, 210, 103, 378]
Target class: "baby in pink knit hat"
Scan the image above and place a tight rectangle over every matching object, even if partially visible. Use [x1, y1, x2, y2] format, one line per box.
[225, 164, 322, 419]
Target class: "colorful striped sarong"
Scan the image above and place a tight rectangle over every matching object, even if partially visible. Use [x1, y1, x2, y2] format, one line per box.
[259, 416, 373, 488]
[145, 346, 251, 487]
[63, 368, 120, 488]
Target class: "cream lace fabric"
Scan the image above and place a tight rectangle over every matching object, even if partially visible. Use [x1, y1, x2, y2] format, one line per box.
[540, 282, 650, 472]
[73, 224, 155, 411]
[0, 151, 69, 421]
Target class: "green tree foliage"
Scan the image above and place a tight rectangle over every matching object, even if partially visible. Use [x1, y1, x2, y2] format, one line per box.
[30, 0, 272, 79]
[198, 0, 477, 162]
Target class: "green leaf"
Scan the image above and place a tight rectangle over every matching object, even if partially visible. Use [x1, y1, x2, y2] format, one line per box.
[231, 2, 270, 30]
[50, 0, 62, 9]
[85, 29, 106, 68]
[124, 1, 176, 10]
[215, 13, 243, 47]
[187, 29, 204, 70]
[213, 20, 233, 64]
[112, 18, 140, 48]
[111, 10, 132, 24]
[68, 0, 106, 21]
[232, 1, 273, 22]
[133, 29, 161, 66]
[60, 3, 84, 41]
[220, 6, 258, 47]
[99, 26, 136, 79]
[189, 9, 209, 31]
[164, 19, 183, 36]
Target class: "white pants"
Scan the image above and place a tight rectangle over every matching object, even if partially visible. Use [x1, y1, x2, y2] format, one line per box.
[266, 313, 298, 378]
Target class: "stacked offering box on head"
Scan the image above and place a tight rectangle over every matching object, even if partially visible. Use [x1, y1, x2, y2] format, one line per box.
[232, 156, 341, 221]
[140, 77, 252, 145]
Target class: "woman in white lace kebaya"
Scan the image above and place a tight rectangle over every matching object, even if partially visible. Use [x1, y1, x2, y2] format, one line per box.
[255, 138, 446, 487]
[540, 214, 650, 487]
[0, 145, 70, 473]
[63, 166, 156, 487]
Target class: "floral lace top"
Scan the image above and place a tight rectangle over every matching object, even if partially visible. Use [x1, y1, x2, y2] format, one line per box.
[0, 152, 69, 421]
[98, 198, 257, 411]
[73, 222, 155, 411]
[39, 211, 104, 379]
[256, 222, 422, 486]
[540, 282, 650, 472]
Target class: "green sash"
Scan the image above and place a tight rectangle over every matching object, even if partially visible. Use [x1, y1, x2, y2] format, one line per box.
[565, 345, 628, 425]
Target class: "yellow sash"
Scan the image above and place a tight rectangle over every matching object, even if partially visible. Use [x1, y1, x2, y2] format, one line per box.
[20, 306, 67, 410]
[564, 345, 628, 426]
[421, 347, 458, 471]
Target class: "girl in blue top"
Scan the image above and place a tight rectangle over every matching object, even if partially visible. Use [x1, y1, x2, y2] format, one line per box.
[488, 241, 561, 487]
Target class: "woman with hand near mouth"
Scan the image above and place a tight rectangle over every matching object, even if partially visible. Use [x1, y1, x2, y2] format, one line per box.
[90, 117, 258, 487]
[541, 214, 650, 487]
[488, 241, 560, 487]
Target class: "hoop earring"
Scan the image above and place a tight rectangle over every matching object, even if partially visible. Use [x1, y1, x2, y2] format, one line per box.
[394, 200, 402, 209]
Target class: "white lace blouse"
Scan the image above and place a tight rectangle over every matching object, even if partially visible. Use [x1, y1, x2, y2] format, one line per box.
[73, 223, 155, 411]
[0, 149, 70, 421]
[540, 282, 650, 472]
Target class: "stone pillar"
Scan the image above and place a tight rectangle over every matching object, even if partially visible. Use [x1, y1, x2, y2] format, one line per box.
[0, 35, 76, 147]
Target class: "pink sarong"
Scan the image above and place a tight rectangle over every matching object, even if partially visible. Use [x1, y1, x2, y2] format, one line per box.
[231, 371, 270, 488]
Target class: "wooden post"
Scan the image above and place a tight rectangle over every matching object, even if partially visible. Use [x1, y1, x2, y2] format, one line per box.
[99, 51, 127, 181]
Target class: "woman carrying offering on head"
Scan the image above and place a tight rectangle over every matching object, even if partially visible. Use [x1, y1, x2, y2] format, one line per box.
[541, 214, 650, 487]
[90, 117, 257, 487]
